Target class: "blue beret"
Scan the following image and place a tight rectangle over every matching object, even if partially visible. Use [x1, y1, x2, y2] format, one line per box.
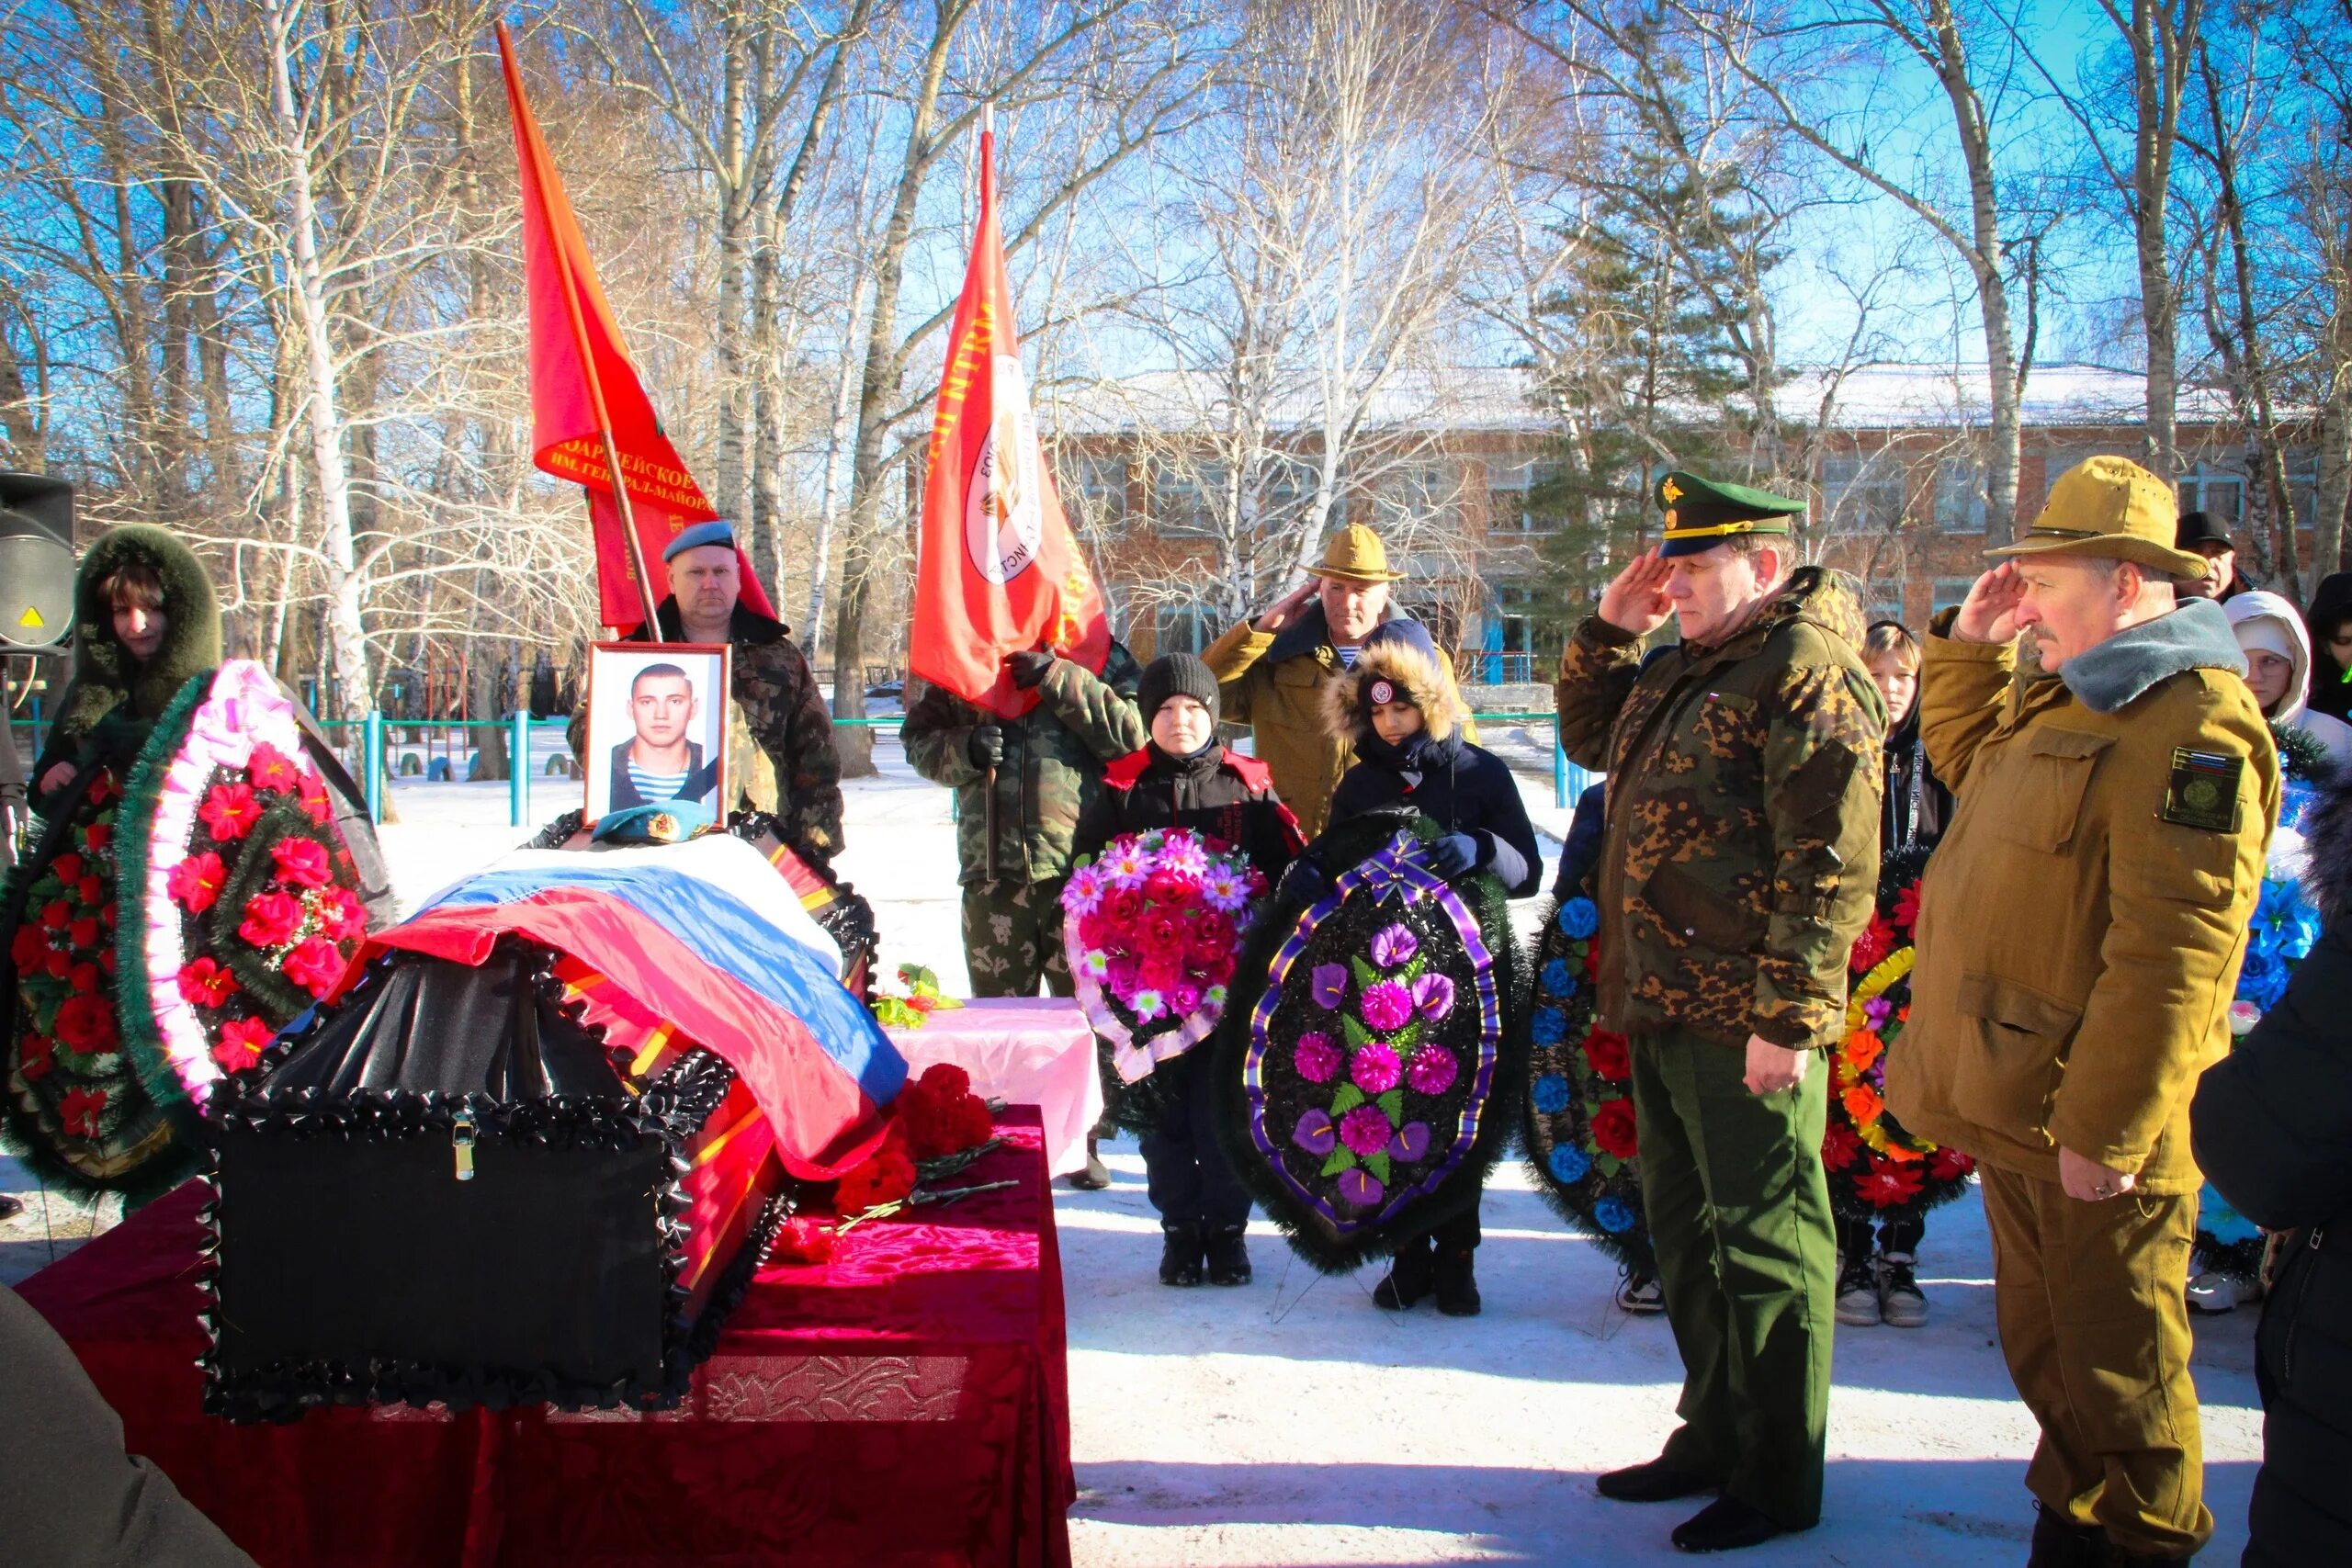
[593, 800, 714, 844]
[662, 520, 736, 562]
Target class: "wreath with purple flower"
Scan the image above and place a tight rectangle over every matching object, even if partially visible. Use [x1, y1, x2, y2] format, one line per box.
[1521, 893, 1654, 1277]
[1211, 808, 1522, 1273]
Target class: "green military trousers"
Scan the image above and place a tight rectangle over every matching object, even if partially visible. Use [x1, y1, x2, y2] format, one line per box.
[1629, 1025, 1837, 1529]
[960, 877, 1074, 999]
[1978, 1166, 2211, 1559]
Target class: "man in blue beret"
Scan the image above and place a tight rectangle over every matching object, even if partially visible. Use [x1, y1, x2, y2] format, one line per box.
[570, 521, 842, 863]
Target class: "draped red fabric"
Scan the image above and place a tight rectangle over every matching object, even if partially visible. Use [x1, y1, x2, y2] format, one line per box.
[17, 1111, 1073, 1568]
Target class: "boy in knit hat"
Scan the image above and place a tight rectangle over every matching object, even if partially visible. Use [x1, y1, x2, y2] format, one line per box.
[1071, 652, 1306, 1286]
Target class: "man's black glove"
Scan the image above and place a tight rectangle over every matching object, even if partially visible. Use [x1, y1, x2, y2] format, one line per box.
[1430, 832, 1479, 878]
[1277, 857, 1329, 908]
[1006, 649, 1055, 690]
[967, 723, 1005, 771]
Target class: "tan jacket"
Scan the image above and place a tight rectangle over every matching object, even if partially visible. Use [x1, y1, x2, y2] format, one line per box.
[1887, 601, 2277, 1194]
[1202, 608, 1474, 840]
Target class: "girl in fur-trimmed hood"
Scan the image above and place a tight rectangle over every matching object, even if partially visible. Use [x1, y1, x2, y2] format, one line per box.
[1306, 617, 1541, 1319]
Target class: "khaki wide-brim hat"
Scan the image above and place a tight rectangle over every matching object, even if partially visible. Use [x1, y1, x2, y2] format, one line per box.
[1305, 523, 1407, 583]
[1988, 455, 2207, 581]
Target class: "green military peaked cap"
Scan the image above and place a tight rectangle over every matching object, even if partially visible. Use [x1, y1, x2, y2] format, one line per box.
[1655, 471, 1805, 558]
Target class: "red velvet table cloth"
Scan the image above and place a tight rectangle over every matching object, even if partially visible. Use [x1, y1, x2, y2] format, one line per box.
[17, 1110, 1073, 1568]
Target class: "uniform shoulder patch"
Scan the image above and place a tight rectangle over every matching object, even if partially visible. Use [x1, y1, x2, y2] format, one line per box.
[2161, 748, 2244, 832]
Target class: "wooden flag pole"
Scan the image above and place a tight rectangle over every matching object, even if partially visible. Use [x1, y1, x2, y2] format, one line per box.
[497, 21, 663, 642]
[979, 100, 997, 884]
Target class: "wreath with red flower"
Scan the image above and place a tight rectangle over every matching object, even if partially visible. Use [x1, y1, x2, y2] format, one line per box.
[116, 662, 374, 1115]
[1825, 845, 1975, 1223]
[1521, 894, 1654, 1277]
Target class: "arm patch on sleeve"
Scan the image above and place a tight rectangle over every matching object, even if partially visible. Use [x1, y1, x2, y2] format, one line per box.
[2160, 749, 2244, 832]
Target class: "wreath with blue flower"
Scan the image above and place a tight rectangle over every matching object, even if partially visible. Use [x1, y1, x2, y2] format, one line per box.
[1519, 893, 1653, 1278]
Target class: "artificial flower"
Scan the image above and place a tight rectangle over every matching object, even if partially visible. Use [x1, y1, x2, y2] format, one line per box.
[1928, 1145, 1976, 1182]
[1310, 964, 1349, 1011]
[1338, 1103, 1394, 1157]
[1821, 1120, 1863, 1170]
[1557, 897, 1600, 939]
[1103, 887, 1146, 926]
[1405, 1044, 1457, 1096]
[317, 886, 368, 943]
[1857, 1156, 1924, 1209]
[1292, 1107, 1337, 1156]
[1359, 979, 1413, 1032]
[67, 916, 99, 951]
[1541, 957, 1577, 997]
[1841, 1029, 1885, 1074]
[1529, 1006, 1566, 1046]
[17, 1032, 53, 1082]
[198, 782, 262, 840]
[269, 836, 333, 889]
[1155, 836, 1209, 884]
[1201, 864, 1252, 912]
[1061, 863, 1106, 917]
[59, 1085, 107, 1138]
[1581, 1028, 1630, 1081]
[1841, 1083, 1884, 1126]
[1593, 1197, 1636, 1233]
[75, 874, 104, 908]
[210, 1015, 277, 1072]
[1547, 1144, 1590, 1184]
[1590, 1096, 1638, 1159]
[1411, 972, 1455, 1021]
[281, 937, 346, 998]
[83, 818, 112, 852]
[1128, 988, 1167, 1021]
[1369, 923, 1419, 968]
[1100, 840, 1152, 889]
[1350, 1042, 1402, 1095]
[1531, 1073, 1572, 1115]
[68, 962, 99, 995]
[51, 852, 84, 883]
[9, 925, 51, 969]
[53, 994, 118, 1052]
[1892, 883, 1922, 931]
[176, 957, 239, 1010]
[239, 891, 305, 949]
[1336, 1166, 1385, 1209]
[247, 741, 302, 793]
[1386, 1120, 1430, 1162]
[167, 851, 227, 914]
[298, 775, 333, 824]
[1168, 982, 1204, 1018]
[1848, 916, 1896, 976]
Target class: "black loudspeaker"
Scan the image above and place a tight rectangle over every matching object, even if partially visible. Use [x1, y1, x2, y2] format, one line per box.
[0, 472, 74, 654]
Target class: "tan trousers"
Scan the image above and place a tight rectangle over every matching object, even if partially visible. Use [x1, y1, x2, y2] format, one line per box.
[1979, 1165, 2211, 1559]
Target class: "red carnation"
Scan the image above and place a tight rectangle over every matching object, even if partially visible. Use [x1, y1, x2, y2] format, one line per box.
[269, 836, 332, 889]
[318, 886, 368, 942]
[238, 890, 304, 948]
[918, 1062, 972, 1100]
[17, 1032, 54, 1081]
[59, 1085, 107, 1138]
[1581, 1028, 1631, 1082]
[950, 1095, 995, 1149]
[280, 936, 346, 999]
[247, 741, 302, 793]
[834, 1135, 917, 1213]
[53, 994, 118, 1053]
[1821, 1120, 1863, 1171]
[770, 1215, 834, 1265]
[199, 782, 262, 840]
[210, 1015, 277, 1073]
[167, 851, 228, 914]
[1590, 1095, 1639, 1159]
[176, 956, 240, 1010]
[1858, 1155, 1925, 1209]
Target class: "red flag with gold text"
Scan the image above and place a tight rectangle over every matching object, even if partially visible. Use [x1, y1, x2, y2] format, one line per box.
[908, 130, 1109, 718]
[496, 24, 773, 627]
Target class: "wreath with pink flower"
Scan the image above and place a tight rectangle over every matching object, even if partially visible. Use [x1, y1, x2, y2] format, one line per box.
[1212, 809, 1522, 1274]
[1521, 894, 1654, 1277]
[115, 661, 374, 1117]
[1824, 845, 1975, 1223]
[1062, 829, 1265, 1091]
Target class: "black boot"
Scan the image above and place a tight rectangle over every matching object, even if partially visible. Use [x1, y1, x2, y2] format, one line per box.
[1204, 1224, 1251, 1286]
[1434, 1244, 1481, 1316]
[1372, 1235, 1434, 1309]
[2027, 1502, 2110, 1568]
[1669, 1496, 1785, 1552]
[1159, 1223, 1204, 1287]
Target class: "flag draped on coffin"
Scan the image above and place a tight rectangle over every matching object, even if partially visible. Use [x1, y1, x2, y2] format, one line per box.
[331, 835, 902, 1178]
[495, 23, 775, 626]
[908, 128, 1110, 720]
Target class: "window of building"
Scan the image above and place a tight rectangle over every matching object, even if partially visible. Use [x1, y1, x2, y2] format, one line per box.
[1059, 455, 1128, 526]
[1934, 454, 1987, 535]
[1485, 457, 1563, 535]
[1931, 577, 1976, 614]
[1368, 462, 1455, 528]
[1819, 452, 1905, 534]
[1153, 600, 1217, 655]
[1150, 460, 1225, 537]
[2178, 462, 2243, 525]
[1863, 581, 1907, 624]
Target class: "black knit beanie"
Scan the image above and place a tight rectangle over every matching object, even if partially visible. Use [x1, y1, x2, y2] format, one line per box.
[1138, 652, 1220, 727]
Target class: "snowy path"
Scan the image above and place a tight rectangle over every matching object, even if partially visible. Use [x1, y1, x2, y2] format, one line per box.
[2, 739, 2262, 1562]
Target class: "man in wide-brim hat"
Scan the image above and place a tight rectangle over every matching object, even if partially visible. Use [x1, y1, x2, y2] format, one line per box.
[1202, 523, 1467, 839]
[1887, 454, 2275, 1565]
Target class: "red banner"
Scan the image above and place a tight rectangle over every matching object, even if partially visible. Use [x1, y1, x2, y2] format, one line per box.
[498, 25, 773, 630]
[908, 130, 1109, 719]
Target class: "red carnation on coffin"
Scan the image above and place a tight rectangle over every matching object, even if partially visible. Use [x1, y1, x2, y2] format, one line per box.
[918, 1062, 972, 1100]
[199, 782, 262, 840]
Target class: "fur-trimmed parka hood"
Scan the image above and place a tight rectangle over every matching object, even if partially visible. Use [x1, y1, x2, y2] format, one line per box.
[1321, 634, 1468, 748]
[60, 525, 221, 736]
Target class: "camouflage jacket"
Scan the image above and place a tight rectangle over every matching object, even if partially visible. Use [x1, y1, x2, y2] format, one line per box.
[570, 599, 844, 863]
[1555, 567, 1886, 1050]
[900, 643, 1146, 886]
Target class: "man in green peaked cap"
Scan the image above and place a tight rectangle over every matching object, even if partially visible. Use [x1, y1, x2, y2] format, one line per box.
[1555, 469, 1884, 1553]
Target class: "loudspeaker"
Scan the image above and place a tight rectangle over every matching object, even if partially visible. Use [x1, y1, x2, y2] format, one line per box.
[0, 472, 74, 654]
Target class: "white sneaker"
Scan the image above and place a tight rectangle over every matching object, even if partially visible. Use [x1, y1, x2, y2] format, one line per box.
[1614, 1271, 1666, 1314]
[1877, 1252, 1929, 1328]
[1835, 1256, 1882, 1326]
[2186, 1271, 2261, 1314]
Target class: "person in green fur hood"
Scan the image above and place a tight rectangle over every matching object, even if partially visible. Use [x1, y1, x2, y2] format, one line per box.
[29, 525, 226, 811]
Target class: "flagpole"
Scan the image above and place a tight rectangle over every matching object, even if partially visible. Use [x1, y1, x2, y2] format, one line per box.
[978, 101, 996, 884]
[496, 21, 664, 642]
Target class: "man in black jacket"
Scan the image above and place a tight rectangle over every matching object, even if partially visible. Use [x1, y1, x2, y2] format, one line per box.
[2191, 778, 2352, 1566]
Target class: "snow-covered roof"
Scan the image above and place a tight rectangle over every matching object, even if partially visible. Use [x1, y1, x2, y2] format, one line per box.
[1043, 362, 2241, 437]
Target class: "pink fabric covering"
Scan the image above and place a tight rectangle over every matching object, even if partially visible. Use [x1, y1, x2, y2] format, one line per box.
[888, 999, 1104, 1177]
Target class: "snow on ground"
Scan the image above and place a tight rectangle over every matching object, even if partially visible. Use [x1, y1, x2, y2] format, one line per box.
[2, 734, 2263, 1563]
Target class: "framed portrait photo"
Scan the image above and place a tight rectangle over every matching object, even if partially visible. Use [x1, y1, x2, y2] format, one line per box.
[582, 642, 732, 825]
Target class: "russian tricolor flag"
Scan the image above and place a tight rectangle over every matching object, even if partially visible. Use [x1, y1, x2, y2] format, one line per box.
[334, 836, 904, 1178]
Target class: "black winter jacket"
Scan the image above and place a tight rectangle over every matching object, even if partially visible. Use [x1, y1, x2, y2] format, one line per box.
[1328, 731, 1543, 897]
[2190, 778, 2352, 1566]
[1071, 742, 1305, 885]
[1880, 705, 1951, 855]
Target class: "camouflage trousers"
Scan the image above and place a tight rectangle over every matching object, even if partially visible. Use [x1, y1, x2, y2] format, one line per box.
[959, 878, 1075, 999]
